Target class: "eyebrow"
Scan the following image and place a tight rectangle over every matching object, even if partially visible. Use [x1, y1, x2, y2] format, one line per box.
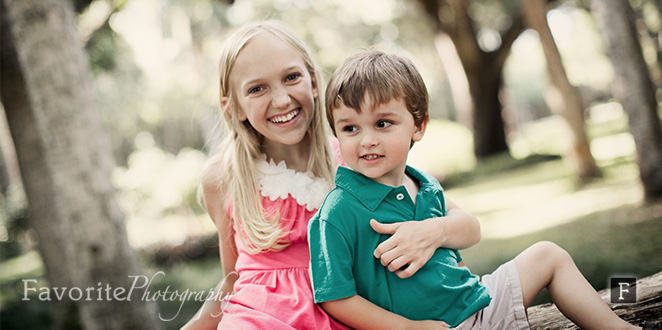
[281, 65, 305, 74]
[375, 111, 400, 117]
[241, 65, 305, 90]
[334, 117, 352, 125]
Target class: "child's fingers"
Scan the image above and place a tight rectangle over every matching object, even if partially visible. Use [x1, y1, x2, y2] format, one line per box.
[370, 219, 400, 235]
[375, 240, 409, 270]
[373, 239, 398, 260]
[371, 219, 401, 259]
[386, 255, 408, 272]
[395, 260, 422, 278]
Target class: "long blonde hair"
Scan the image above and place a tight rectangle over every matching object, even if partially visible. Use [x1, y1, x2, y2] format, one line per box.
[205, 21, 335, 254]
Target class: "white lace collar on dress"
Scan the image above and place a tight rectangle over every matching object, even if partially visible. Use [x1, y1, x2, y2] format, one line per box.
[255, 157, 332, 211]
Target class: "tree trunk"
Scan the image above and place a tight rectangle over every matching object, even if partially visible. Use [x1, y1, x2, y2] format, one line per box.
[0, 0, 161, 329]
[417, 0, 525, 158]
[633, 0, 662, 87]
[466, 61, 509, 157]
[591, 0, 662, 201]
[522, 0, 600, 182]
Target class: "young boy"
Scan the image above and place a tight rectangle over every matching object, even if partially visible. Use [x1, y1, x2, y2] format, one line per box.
[308, 50, 641, 330]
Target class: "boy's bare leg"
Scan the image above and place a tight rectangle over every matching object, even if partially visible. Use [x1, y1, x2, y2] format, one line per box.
[513, 241, 640, 330]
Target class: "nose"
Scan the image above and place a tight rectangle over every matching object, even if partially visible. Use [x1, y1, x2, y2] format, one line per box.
[271, 85, 291, 109]
[360, 129, 379, 148]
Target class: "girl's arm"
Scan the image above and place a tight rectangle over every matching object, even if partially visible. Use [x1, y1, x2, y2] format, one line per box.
[180, 176, 239, 330]
[321, 295, 450, 330]
[370, 197, 480, 278]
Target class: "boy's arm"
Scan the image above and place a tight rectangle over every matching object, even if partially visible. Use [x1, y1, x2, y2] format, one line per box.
[321, 295, 449, 330]
[371, 197, 480, 278]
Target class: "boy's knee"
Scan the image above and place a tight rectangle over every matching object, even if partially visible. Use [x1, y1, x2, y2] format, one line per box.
[531, 241, 571, 264]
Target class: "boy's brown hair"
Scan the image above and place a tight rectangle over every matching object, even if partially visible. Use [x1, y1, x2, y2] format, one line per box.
[325, 50, 429, 133]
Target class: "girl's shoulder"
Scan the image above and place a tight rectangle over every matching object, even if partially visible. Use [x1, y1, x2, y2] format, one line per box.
[200, 154, 225, 188]
[200, 154, 229, 205]
[256, 156, 332, 212]
[199, 155, 233, 230]
[330, 136, 345, 167]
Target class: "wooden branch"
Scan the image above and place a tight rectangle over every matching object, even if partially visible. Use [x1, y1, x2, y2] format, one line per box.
[528, 271, 662, 329]
[494, 13, 524, 70]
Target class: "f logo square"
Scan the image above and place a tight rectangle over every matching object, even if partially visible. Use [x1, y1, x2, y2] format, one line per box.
[611, 277, 636, 303]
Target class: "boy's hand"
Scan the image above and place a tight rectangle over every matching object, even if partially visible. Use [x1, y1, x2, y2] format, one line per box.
[370, 219, 443, 278]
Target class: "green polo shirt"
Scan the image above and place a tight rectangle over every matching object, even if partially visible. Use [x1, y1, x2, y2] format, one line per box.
[308, 165, 491, 327]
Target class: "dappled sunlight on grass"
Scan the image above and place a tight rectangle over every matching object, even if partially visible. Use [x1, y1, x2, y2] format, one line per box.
[509, 116, 567, 159]
[461, 200, 662, 305]
[429, 101, 646, 240]
[447, 159, 642, 239]
[590, 132, 636, 165]
[450, 178, 572, 230]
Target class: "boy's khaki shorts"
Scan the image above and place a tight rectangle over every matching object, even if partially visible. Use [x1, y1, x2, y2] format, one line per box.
[454, 260, 530, 330]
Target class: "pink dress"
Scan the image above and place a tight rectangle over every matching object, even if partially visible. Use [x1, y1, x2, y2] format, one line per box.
[218, 146, 350, 330]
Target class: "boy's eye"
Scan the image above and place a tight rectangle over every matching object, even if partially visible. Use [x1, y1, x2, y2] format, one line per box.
[377, 120, 392, 128]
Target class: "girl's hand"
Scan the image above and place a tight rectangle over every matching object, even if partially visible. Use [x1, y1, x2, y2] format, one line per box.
[406, 320, 451, 330]
[370, 218, 444, 278]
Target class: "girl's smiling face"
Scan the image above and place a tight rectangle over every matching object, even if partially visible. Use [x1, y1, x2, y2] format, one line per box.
[333, 96, 426, 187]
[226, 33, 317, 149]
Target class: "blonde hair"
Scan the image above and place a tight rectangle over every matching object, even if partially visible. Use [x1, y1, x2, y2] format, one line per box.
[326, 50, 429, 132]
[205, 21, 335, 254]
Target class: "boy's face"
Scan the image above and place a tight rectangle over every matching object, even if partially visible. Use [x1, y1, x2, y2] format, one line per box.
[332, 96, 426, 187]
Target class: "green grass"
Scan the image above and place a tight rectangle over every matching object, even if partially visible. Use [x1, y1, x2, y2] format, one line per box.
[460, 198, 662, 306]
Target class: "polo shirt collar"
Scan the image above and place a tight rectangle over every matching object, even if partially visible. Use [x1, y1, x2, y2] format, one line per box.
[335, 165, 440, 211]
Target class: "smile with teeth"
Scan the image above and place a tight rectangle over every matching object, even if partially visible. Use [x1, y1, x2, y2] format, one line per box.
[268, 109, 300, 123]
[361, 154, 383, 160]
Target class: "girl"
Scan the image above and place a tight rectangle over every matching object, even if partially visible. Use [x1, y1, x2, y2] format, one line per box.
[181, 21, 481, 329]
[181, 21, 349, 330]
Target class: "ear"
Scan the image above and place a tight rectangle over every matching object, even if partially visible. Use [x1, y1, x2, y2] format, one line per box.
[221, 96, 246, 121]
[412, 115, 428, 142]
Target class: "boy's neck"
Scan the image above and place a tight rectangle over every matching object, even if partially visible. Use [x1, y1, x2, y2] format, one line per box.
[403, 172, 420, 204]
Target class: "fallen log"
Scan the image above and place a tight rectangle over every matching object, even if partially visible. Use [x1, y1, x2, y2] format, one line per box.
[528, 271, 662, 329]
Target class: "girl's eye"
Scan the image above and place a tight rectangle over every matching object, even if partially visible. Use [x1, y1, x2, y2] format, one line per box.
[248, 86, 264, 94]
[285, 73, 301, 82]
[377, 120, 392, 128]
[342, 125, 357, 133]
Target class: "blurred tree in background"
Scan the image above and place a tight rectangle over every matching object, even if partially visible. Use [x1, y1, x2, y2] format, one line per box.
[522, 0, 599, 182]
[416, 0, 524, 158]
[1, 0, 161, 328]
[591, 0, 662, 201]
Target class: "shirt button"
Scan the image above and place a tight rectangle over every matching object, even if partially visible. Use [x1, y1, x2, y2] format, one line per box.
[396, 193, 405, 200]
